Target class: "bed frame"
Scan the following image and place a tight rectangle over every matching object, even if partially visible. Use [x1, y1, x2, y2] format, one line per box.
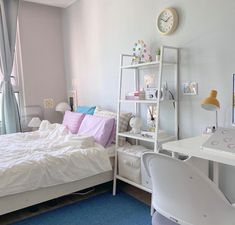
[0, 157, 114, 216]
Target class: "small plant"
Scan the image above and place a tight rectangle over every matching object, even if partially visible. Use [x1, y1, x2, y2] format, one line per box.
[156, 48, 161, 56]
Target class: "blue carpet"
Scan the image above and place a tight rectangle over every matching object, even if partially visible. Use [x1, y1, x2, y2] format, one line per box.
[12, 192, 151, 225]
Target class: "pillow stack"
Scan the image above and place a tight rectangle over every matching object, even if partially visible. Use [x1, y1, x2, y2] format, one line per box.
[62, 109, 115, 147]
[62, 106, 132, 147]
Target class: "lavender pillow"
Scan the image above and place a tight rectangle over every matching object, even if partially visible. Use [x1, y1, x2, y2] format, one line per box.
[78, 115, 115, 147]
[62, 111, 85, 134]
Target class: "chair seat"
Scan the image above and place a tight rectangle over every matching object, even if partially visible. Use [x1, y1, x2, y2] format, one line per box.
[152, 211, 179, 225]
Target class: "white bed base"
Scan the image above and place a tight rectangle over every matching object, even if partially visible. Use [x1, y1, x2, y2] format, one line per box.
[0, 170, 113, 216]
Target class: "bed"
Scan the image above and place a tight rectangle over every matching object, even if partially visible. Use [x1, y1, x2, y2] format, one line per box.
[0, 121, 114, 215]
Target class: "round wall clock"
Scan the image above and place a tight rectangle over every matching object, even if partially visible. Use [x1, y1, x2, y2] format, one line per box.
[156, 8, 179, 35]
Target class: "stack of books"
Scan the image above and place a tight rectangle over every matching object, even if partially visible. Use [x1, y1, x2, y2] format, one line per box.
[125, 91, 145, 100]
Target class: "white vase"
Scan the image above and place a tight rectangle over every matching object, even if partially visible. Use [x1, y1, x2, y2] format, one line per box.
[156, 55, 160, 62]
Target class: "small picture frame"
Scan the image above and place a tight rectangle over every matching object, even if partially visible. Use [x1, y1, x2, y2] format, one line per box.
[182, 82, 198, 95]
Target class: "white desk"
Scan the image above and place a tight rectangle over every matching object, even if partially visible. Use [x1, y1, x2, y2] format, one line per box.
[162, 134, 235, 184]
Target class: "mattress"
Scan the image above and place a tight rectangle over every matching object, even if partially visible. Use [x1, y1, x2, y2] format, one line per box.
[0, 121, 112, 197]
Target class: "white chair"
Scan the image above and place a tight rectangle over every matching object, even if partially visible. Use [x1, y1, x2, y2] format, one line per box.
[143, 153, 235, 225]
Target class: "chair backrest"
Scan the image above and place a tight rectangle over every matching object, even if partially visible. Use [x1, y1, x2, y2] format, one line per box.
[143, 153, 235, 225]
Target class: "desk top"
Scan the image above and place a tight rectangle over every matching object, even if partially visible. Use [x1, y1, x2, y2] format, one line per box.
[162, 134, 235, 167]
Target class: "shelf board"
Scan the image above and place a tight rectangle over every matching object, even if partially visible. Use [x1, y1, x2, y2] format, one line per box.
[118, 132, 176, 143]
[119, 99, 176, 104]
[116, 175, 152, 193]
[121, 61, 176, 69]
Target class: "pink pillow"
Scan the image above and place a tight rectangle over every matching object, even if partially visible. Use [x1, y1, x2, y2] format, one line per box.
[78, 115, 115, 147]
[62, 111, 85, 134]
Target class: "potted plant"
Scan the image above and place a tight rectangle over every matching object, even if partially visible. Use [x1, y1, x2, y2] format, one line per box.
[156, 48, 161, 62]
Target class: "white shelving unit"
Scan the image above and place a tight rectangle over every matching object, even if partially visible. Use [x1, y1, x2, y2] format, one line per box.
[113, 46, 179, 195]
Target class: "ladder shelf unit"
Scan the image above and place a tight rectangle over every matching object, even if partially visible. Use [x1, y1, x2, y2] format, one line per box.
[113, 46, 179, 195]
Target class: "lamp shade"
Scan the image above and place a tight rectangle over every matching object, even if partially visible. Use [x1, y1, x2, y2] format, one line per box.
[55, 102, 70, 113]
[28, 117, 42, 128]
[201, 90, 220, 111]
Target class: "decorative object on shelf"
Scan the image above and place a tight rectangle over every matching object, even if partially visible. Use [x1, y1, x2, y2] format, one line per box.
[145, 82, 171, 100]
[156, 8, 179, 35]
[201, 90, 220, 129]
[28, 117, 41, 131]
[156, 48, 161, 61]
[144, 74, 155, 88]
[132, 40, 152, 64]
[129, 116, 143, 134]
[146, 87, 159, 100]
[55, 102, 71, 114]
[182, 82, 198, 95]
[68, 90, 77, 111]
[147, 106, 156, 132]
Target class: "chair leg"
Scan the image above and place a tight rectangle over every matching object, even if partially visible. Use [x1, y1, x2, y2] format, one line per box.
[151, 198, 154, 216]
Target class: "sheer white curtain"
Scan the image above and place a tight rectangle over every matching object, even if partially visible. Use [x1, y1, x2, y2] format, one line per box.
[0, 54, 19, 121]
[0, 0, 21, 134]
[0, 58, 17, 86]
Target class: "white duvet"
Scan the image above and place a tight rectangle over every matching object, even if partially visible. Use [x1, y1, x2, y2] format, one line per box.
[0, 121, 112, 197]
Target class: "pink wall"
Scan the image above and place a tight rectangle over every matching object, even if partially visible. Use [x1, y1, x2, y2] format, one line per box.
[18, 1, 67, 123]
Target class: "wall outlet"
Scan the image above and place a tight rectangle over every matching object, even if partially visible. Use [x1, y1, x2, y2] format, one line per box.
[43, 98, 54, 109]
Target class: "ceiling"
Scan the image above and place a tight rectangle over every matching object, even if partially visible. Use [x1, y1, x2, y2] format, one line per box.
[24, 0, 77, 8]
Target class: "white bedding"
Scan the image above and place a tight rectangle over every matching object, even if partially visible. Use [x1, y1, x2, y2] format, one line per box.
[0, 121, 112, 197]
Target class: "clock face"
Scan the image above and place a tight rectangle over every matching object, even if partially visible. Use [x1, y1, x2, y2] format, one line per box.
[157, 8, 178, 35]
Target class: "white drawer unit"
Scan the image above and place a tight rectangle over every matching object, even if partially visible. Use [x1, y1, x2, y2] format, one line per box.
[118, 145, 149, 184]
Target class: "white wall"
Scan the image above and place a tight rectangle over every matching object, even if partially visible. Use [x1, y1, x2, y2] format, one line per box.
[19, 1, 67, 123]
[62, 0, 235, 201]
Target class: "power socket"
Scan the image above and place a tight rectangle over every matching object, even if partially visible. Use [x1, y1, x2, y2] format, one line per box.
[43, 98, 54, 109]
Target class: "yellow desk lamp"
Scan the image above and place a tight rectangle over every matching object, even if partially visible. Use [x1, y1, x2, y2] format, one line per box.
[201, 90, 220, 129]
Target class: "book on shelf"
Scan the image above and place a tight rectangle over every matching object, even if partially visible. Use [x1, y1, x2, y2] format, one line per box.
[125, 90, 145, 100]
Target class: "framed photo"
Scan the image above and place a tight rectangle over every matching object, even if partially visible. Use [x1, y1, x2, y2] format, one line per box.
[182, 82, 198, 95]
[68, 90, 77, 111]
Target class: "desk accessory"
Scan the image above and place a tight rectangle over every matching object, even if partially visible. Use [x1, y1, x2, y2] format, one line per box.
[202, 128, 235, 154]
[203, 126, 216, 134]
[201, 90, 220, 129]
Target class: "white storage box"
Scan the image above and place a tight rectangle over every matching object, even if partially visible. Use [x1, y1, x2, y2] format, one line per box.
[118, 145, 149, 184]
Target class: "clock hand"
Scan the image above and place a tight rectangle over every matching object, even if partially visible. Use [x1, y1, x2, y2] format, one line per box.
[160, 18, 167, 22]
